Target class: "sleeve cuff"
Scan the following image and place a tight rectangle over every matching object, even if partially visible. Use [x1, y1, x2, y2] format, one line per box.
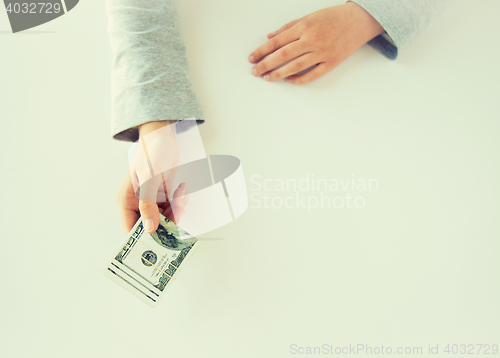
[112, 118, 205, 142]
[348, 0, 450, 60]
[347, 0, 399, 60]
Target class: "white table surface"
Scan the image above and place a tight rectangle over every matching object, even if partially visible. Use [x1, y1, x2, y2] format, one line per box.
[1, 0, 499, 357]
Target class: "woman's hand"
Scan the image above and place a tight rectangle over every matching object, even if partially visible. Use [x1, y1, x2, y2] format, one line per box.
[248, 2, 384, 84]
[115, 121, 188, 234]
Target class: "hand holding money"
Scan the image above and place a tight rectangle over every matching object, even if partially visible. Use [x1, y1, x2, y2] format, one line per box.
[115, 120, 188, 234]
[104, 213, 199, 307]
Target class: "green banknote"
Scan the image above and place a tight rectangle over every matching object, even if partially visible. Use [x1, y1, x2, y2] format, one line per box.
[104, 214, 199, 307]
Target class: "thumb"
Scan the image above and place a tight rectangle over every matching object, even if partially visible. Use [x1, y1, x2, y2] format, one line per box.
[139, 201, 160, 233]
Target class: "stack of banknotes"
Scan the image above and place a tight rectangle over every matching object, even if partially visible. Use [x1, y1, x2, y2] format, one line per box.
[104, 214, 198, 307]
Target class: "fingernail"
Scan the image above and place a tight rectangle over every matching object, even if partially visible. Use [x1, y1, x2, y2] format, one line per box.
[249, 55, 255, 62]
[144, 219, 154, 232]
[287, 78, 293, 83]
[252, 68, 257, 76]
[264, 75, 270, 81]
[180, 182, 186, 190]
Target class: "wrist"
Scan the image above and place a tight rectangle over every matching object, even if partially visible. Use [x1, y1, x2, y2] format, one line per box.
[344, 1, 384, 42]
[138, 120, 177, 139]
[137, 120, 180, 169]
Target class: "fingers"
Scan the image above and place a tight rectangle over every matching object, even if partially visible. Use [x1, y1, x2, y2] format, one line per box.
[249, 29, 300, 65]
[252, 40, 309, 79]
[173, 182, 189, 206]
[118, 206, 140, 234]
[286, 63, 330, 85]
[139, 201, 160, 233]
[162, 183, 189, 224]
[266, 19, 301, 39]
[116, 171, 141, 234]
[262, 52, 317, 82]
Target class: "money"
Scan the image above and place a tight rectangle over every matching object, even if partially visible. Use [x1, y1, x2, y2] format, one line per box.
[104, 213, 199, 307]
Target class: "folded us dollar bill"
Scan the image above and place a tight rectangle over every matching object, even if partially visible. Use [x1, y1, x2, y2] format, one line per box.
[103, 214, 199, 307]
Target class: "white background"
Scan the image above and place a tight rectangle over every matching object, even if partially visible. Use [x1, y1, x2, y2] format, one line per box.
[1, 0, 499, 357]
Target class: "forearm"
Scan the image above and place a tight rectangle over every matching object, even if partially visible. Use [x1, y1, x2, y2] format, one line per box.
[105, 0, 204, 142]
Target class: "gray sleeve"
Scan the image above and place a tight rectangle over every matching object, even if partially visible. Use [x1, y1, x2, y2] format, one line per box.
[105, 0, 204, 142]
[348, 0, 451, 59]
